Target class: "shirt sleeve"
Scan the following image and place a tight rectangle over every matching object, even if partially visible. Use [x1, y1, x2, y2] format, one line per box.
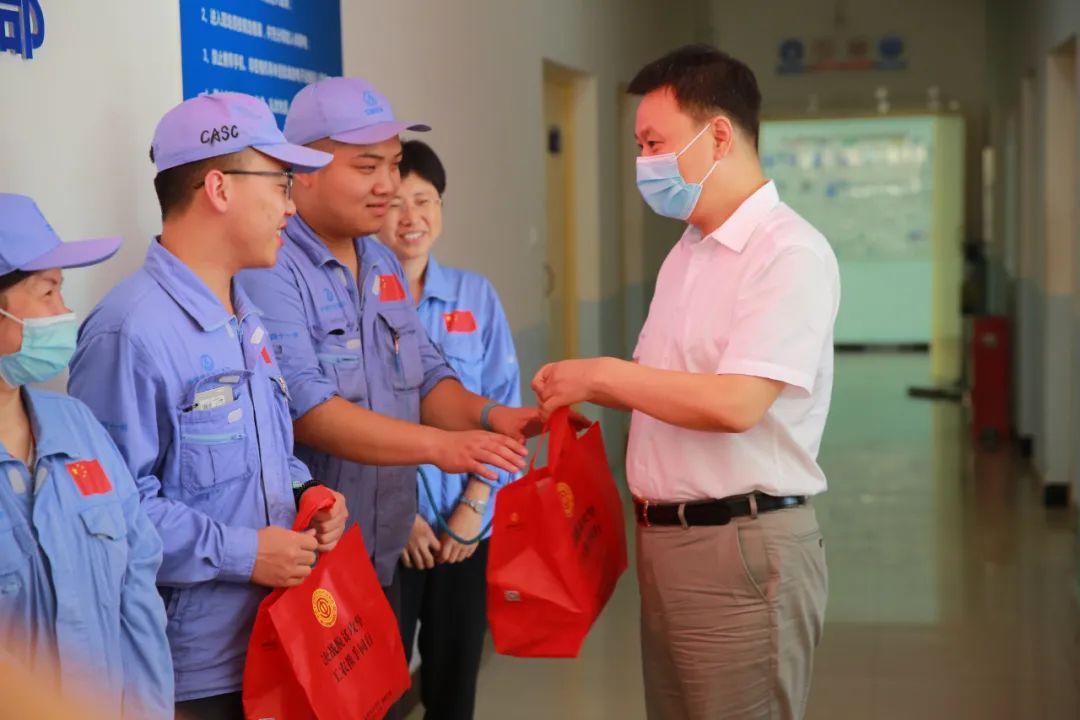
[237, 265, 339, 420]
[478, 285, 523, 491]
[715, 247, 836, 394]
[84, 411, 174, 719]
[288, 456, 313, 487]
[69, 329, 258, 586]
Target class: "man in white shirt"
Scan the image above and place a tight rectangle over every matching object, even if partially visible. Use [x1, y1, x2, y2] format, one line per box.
[533, 45, 840, 720]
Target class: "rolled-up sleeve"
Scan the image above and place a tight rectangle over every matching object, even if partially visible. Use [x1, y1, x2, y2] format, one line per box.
[237, 264, 338, 420]
[716, 247, 837, 394]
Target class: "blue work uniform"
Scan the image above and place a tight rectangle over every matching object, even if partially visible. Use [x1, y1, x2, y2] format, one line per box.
[413, 256, 521, 537]
[0, 388, 173, 718]
[68, 240, 310, 702]
[236, 214, 456, 586]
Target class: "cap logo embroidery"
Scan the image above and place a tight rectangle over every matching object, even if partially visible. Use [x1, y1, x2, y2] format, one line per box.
[200, 125, 240, 145]
[362, 91, 378, 107]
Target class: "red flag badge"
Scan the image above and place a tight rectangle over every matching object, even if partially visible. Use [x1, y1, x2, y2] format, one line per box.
[444, 310, 478, 333]
[66, 460, 113, 496]
[379, 275, 407, 303]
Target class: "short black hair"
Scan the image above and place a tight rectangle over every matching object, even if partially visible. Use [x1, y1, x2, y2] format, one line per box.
[628, 44, 762, 147]
[0, 270, 34, 309]
[399, 140, 447, 196]
[150, 149, 244, 221]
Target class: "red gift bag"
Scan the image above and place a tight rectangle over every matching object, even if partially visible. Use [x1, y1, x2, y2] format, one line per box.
[243, 487, 410, 720]
[487, 407, 628, 657]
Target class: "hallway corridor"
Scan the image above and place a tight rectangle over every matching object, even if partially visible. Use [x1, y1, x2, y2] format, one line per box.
[454, 353, 1080, 719]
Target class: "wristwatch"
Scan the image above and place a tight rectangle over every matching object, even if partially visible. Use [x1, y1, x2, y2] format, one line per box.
[459, 496, 488, 516]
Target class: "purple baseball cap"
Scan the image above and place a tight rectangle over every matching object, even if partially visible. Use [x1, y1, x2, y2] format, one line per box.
[0, 194, 121, 276]
[151, 92, 333, 174]
[284, 77, 430, 146]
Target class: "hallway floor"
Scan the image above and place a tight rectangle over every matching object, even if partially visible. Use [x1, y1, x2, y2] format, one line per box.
[412, 353, 1080, 719]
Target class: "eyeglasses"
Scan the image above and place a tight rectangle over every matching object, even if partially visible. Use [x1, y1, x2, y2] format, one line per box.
[194, 170, 295, 199]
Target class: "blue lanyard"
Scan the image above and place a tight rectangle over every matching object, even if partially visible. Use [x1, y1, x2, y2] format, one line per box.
[418, 467, 491, 545]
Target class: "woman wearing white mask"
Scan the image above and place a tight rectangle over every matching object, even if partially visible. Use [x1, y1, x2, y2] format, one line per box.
[0, 193, 174, 719]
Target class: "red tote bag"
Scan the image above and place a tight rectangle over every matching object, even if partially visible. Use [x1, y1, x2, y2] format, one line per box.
[243, 487, 410, 720]
[487, 407, 628, 657]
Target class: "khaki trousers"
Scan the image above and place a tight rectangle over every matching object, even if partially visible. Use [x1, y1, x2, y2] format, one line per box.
[637, 504, 828, 720]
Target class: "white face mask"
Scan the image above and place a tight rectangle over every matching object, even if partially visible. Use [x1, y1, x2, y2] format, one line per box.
[635, 124, 719, 221]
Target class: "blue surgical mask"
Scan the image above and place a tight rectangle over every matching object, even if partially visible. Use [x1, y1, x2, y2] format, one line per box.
[635, 124, 719, 220]
[0, 308, 78, 387]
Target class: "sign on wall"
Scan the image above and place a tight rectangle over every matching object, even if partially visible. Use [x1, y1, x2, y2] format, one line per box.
[777, 34, 906, 75]
[179, 0, 342, 126]
[1, 0, 44, 59]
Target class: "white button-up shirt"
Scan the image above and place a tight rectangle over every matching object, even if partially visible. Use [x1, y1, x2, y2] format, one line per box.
[628, 180, 840, 502]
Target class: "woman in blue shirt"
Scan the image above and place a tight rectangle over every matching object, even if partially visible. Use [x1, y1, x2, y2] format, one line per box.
[378, 141, 521, 720]
[0, 193, 173, 718]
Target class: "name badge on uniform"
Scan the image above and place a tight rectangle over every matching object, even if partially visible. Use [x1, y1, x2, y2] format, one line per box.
[66, 460, 112, 496]
[444, 310, 478, 333]
[378, 274, 406, 302]
[193, 385, 234, 411]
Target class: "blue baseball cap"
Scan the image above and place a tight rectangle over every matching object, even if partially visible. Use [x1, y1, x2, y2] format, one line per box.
[151, 92, 333, 174]
[284, 77, 430, 146]
[0, 194, 121, 276]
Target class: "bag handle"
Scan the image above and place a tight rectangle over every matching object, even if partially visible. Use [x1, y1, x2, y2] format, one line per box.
[292, 484, 336, 532]
[526, 406, 573, 474]
[416, 407, 577, 546]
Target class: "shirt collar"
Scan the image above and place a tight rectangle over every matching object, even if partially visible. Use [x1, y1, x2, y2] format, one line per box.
[421, 255, 454, 304]
[0, 388, 81, 464]
[144, 240, 259, 332]
[695, 180, 780, 253]
[24, 388, 83, 461]
[285, 213, 341, 269]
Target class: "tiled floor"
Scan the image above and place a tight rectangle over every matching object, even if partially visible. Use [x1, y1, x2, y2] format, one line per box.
[410, 353, 1080, 719]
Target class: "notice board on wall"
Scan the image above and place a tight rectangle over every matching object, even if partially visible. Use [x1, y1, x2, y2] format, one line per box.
[179, 0, 342, 127]
[760, 116, 959, 346]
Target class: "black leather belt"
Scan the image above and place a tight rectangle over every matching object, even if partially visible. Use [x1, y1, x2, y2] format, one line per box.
[634, 493, 806, 528]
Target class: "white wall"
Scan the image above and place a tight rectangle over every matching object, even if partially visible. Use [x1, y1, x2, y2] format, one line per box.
[709, 0, 987, 239]
[0, 0, 182, 327]
[339, 0, 708, 352]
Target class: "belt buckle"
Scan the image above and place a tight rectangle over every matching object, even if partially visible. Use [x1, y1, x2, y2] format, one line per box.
[641, 499, 651, 528]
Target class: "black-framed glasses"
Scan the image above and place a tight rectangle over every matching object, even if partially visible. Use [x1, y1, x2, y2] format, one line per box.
[195, 170, 295, 199]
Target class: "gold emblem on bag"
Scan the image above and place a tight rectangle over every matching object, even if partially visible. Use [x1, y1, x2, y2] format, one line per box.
[312, 588, 338, 628]
[556, 482, 574, 518]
